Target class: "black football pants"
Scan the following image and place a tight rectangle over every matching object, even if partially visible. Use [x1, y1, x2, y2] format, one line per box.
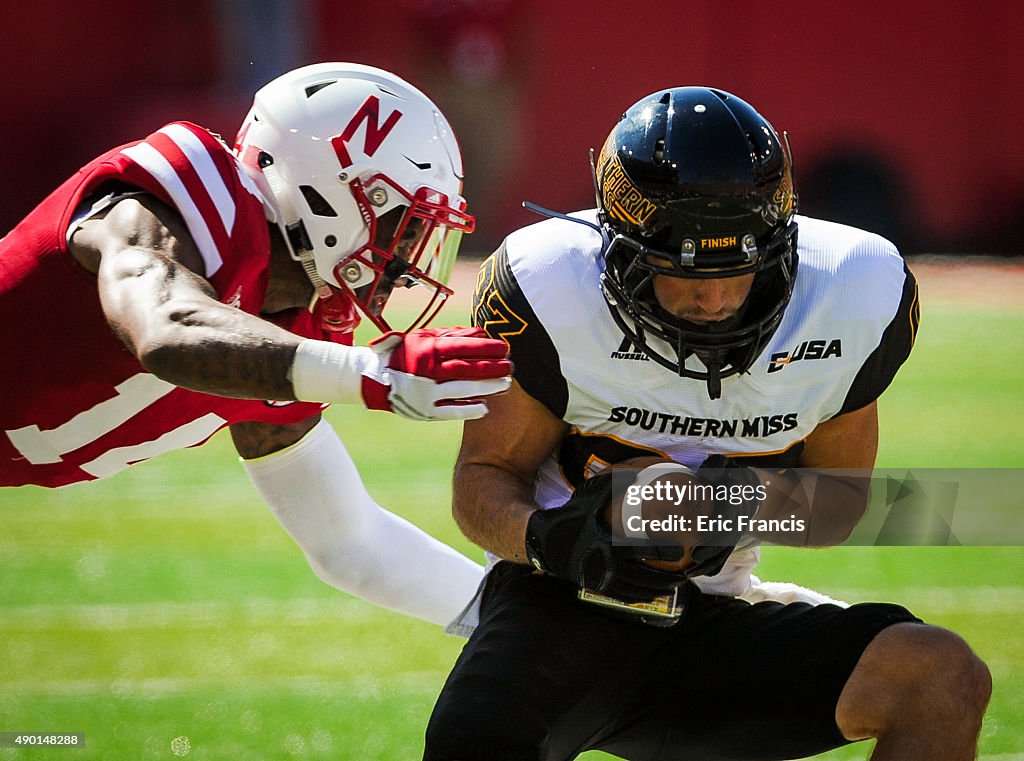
[424, 561, 919, 761]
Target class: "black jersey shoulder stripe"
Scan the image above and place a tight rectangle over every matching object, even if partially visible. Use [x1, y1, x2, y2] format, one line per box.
[472, 242, 570, 419]
[838, 260, 920, 415]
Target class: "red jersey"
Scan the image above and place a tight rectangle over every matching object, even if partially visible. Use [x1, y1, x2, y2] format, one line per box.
[0, 122, 341, 488]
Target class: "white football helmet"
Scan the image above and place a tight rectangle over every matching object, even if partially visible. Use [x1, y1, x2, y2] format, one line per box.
[235, 62, 474, 333]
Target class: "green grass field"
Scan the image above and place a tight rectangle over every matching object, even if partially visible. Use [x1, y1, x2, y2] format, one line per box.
[1, 264, 1022, 760]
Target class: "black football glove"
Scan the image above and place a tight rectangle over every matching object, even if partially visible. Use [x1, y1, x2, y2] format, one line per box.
[688, 455, 764, 578]
[524, 472, 689, 602]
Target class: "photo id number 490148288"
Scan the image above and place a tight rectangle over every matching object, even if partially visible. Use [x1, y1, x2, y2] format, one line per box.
[0, 733, 85, 747]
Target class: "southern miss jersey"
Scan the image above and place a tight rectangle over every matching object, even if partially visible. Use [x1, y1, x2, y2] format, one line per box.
[472, 211, 919, 595]
[0, 122, 336, 488]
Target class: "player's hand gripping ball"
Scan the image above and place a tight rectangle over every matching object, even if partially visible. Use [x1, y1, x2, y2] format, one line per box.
[605, 457, 705, 574]
[607, 456, 759, 579]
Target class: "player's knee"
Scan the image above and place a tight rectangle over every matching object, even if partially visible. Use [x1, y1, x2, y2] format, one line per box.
[902, 625, 990, 714]
[965, 650, 993, 718]
[839, 622, 991, 740]
[425, 677, 548, 761]
[941, 632, 992, 717]
[869, 624, 990, 719]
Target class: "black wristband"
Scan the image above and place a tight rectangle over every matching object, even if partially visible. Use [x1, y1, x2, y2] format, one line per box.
[524, 472, 614, 579]
[524, 511, 556, 574]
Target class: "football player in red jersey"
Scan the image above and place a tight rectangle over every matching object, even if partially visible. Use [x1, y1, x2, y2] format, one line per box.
[0, 63, 512, 627]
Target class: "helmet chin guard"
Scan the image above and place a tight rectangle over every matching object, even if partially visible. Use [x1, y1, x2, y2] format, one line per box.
[595, 86, 799, 399]
[600, 223, 797, 399]
[234, 62, 474, 334]
[331, 173, 472, 332]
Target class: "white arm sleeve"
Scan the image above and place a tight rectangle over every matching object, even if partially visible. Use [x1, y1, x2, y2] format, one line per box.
[241, 418, 484, 627]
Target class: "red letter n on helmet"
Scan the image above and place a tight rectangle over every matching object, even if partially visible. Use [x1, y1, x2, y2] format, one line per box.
[331, 95, 404, 169]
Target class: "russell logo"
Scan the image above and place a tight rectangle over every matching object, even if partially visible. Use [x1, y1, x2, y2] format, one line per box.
[610, 336, 649, 361]
[768, 339, 842, 373]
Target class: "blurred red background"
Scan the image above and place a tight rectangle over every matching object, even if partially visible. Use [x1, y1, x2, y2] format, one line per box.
[2, 0, 1022, 255]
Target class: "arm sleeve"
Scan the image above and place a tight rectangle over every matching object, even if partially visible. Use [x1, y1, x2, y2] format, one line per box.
[241, 418, 484, 627]
[838, 260, 921, 415]
[471, 242, 570, 418]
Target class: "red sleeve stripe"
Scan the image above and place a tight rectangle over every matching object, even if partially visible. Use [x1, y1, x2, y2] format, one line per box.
[162, 124, 237, 235]
[146, 129, 233, 267]
[120, 128, 238, 277]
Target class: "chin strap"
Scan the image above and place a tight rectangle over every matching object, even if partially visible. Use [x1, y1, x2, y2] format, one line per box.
[705, 363, 723, 400]
[310, 287, 361, 334]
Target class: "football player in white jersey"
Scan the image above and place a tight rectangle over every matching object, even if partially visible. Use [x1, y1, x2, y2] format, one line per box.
[424, 88, 990, 760]
[1, 63, 513, 626]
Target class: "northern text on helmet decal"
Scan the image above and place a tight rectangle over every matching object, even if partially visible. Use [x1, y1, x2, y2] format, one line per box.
[601, 158, 657, 227]
[767, 339, 842, 373]
[769, 146, 795, 221]
[608, 406, 799, 437]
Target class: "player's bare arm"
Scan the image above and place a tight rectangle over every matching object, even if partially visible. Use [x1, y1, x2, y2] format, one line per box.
[73, 194, 306, 400]
[76, 194, 511, 419]
[743, 400, 879, 547]
[453, 380, 568, 562]
[800, 399, 879, 468]
[230, 417, 321, 458]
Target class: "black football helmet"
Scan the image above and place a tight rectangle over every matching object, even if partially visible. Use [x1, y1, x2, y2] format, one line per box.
[596, 86, 798, 399]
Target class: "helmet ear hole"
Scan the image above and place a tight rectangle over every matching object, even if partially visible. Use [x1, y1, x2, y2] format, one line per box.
[299, 185, 338, 217]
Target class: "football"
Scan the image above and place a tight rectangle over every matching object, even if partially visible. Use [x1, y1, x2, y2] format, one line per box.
[605, 456, 702, 573]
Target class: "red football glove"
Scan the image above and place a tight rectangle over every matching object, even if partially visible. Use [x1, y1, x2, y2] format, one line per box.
[360, 327, 512, 420]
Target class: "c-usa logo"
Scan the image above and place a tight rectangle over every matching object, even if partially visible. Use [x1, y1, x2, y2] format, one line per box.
[767, 339, 842, 373]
